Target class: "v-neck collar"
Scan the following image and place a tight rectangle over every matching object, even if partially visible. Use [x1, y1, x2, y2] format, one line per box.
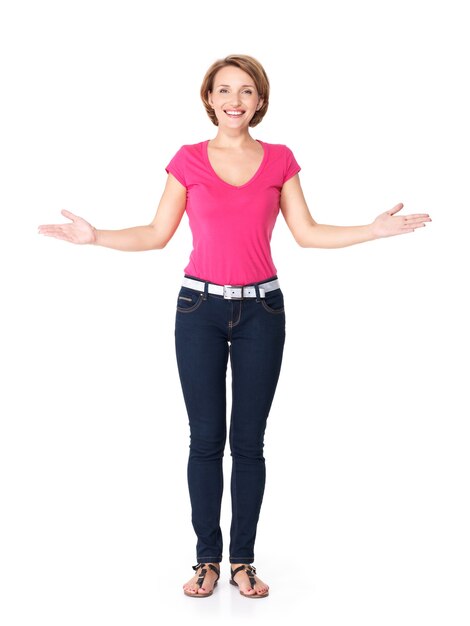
[203, 139, 268, 189]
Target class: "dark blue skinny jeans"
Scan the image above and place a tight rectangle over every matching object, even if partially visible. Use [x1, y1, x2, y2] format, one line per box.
[174, 274, 286, 565]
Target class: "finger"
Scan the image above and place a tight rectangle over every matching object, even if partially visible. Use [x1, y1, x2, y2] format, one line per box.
[38, 226, 71, 238]
[39, 231, 72, 241]
[410, 223, 426, 228]
[61, 209, 78, 221]
[402, 214, 432, 221]
[403, 217, 431, 226]
[38, 225, 65, 234]
[401, 223, 428, 231]
[387, 202, 404, 216]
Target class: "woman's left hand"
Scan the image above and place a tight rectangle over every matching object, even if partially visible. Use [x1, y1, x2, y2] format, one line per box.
[371, 203, 432, 239]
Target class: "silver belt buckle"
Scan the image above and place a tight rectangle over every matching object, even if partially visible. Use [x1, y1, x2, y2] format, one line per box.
[223, 285, 243, 300]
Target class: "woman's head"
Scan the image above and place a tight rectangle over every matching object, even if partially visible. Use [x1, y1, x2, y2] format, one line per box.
[201, 54, 270, 128]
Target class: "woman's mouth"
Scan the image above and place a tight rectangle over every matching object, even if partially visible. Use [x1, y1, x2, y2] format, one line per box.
[224, 110, 245, 118]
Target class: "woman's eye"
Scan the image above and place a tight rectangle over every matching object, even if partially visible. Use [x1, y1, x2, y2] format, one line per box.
[218, 88, 253, 95]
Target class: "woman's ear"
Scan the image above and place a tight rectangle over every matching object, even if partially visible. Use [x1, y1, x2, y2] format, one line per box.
[257, 98, 264, 111]
[208, 91, 214, 108]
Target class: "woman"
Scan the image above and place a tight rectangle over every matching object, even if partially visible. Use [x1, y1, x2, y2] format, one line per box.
[38, 54, 431, 599]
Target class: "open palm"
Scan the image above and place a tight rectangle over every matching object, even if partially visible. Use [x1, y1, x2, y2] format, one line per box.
[371, 203, 431, 238]
[38, 209, 96, 244]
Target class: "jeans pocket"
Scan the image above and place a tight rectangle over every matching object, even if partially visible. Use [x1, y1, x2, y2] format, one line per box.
[176, 287, 204, 313]
[261, 289, 285, 314]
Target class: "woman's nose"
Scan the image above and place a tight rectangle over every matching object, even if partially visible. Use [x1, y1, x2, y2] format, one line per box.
[229, 95, 242, 107]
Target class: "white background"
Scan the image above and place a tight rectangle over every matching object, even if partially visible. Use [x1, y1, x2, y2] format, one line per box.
[1, 0, 469, 624]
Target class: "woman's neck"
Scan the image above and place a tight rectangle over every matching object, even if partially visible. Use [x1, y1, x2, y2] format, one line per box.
[209, 128, 257, 149]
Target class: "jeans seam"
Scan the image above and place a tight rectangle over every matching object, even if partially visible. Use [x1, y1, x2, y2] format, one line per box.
[261, 300, 285, 315]
[230, 557, 255, 560]
[176, 293, 204, 313]
[231, 301, 242, 328]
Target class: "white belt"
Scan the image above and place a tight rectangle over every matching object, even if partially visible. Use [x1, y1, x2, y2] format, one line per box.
[181, 276, 281, 299]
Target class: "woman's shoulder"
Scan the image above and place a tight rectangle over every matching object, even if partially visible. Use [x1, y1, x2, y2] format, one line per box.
[176, 140, 207, 151]
[258, 140, 296, 155]
[258, 140, 301, 179]
[169, 140, 207, 160]
[167, 140, 207, 163]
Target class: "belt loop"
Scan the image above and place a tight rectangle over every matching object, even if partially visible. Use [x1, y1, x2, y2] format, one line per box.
[203, 280, 209, 300]
[254, 283, 261, 302]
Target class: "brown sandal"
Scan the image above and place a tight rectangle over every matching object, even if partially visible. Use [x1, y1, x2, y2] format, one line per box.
[230, 564, 269, 598]
[183, 562, 220, 598]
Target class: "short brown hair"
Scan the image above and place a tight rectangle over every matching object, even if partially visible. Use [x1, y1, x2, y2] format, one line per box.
[200, 54, 270, 128]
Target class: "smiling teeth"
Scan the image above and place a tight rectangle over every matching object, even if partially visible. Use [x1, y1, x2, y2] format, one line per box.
[225, 110, 243, 115]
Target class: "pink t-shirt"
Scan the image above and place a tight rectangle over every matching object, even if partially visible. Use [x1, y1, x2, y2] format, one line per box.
[165, 139, 301, 285]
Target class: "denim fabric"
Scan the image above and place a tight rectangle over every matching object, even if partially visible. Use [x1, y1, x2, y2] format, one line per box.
[174, 275, 286, 564]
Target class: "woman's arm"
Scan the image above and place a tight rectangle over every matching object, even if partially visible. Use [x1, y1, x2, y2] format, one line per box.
[38, 173, 187, 251]
[279, 174, 431, 248]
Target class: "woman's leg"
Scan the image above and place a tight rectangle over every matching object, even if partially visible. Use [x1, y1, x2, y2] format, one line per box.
[174, 286, 229, 564]
[227, 289, 286, 564]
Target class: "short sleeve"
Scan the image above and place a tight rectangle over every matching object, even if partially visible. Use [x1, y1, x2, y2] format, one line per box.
[283, 145, 301, 184]
[165, 146, 187, 187]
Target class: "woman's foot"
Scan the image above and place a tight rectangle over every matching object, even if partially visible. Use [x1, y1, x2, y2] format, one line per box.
[183, 563, 220, 596]
[230, 563, 269, 596]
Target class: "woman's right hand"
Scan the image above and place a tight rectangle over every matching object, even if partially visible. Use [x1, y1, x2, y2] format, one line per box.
[38, 209, 97, 244]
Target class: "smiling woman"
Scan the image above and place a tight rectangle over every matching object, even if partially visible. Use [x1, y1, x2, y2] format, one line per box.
[200, 54, 270, 127]
[37, 52, 431, 601]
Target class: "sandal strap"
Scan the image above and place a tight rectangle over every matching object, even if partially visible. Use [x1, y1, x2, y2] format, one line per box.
[208, 563, 221, 580]
[192, 562, 205, 571]
[192, 563, 207, 588]
[192, 562, 220, 588]
[231, 564, 257, 589]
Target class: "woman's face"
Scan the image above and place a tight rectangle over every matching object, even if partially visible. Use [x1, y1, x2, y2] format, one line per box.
[208, 65, 263, 129]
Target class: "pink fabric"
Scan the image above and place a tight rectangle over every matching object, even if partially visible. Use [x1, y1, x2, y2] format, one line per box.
[165, 139, 301, 285]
